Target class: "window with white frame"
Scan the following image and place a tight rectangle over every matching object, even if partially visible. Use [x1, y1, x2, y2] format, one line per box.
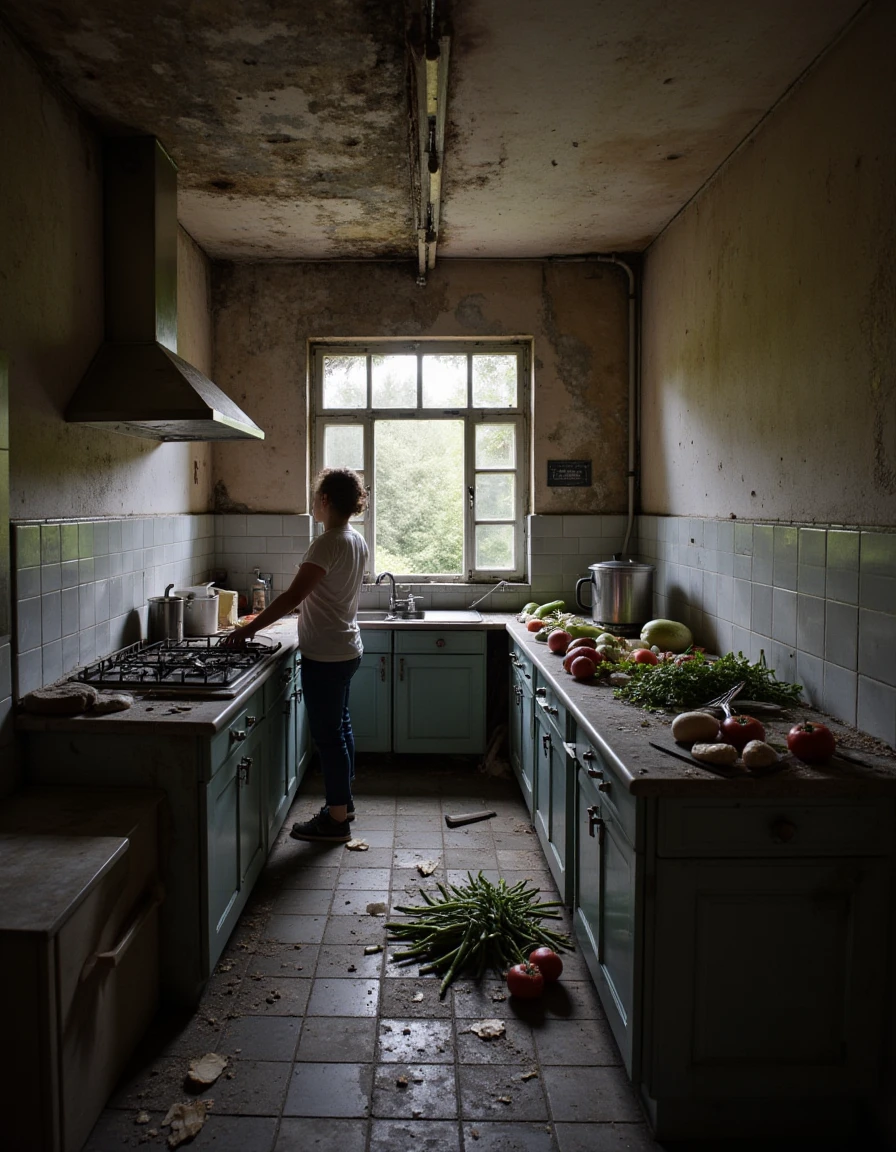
[311, 340, 529, 581]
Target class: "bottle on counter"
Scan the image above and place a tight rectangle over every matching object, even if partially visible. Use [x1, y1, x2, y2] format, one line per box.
[249, 568, 273, 613]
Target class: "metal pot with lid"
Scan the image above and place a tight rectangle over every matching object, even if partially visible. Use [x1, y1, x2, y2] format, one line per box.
[173, 581, 220, 637]
[147, 583, 185, 643]
[575, 558, 655, 636]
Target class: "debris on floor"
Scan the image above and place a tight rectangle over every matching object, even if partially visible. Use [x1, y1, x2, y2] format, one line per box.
[185, 1052, 227, 1088]
[346, 838, 369, 851]
[162, 1100, 209, 1147]
[364, 943, 383, 954]
[416, 858, 440, 876]
[444, 809, 497, 828]
[469, 1018, 505, 1040]
[365, 901, 388, 915]
[135, 1111, 151, 1125]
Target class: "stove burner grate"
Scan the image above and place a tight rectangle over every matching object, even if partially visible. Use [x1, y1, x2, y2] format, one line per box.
[75, 636, 281, 690]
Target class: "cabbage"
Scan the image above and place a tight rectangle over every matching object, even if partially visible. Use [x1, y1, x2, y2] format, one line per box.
[640, 618, 693, 653]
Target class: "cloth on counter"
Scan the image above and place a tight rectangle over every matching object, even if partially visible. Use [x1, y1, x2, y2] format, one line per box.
[20, 682, 99, 715]
[91, 692, 135, 714]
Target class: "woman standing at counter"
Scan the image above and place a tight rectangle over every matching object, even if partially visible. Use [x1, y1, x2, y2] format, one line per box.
[223, 468, 368, 842]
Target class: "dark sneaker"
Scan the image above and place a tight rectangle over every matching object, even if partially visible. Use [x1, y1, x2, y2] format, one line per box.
[290, 812, 352, 843]
[318, 803, 356, 823]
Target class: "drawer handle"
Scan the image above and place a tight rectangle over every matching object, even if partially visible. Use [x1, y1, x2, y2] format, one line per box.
[230, 729, 247, 744]
[79, 883, 165, 983]
[562, 741, 577, 758]
[436, 638, 446, 648]
[379, 655, 386, 682]
[542, 733, 551, 755]
[582, 749, 595, 760]
[399, 657, 405, 681]
[535, 687, 546, 698]
[547, 705, 558, 716]
[587, 805, 604, 843]
[597, 781, 611, 793]
[295, 688, 303, 702]
[586, 767, 604, 779]
[246, 715, 257, 727]
[770, 818, 797, 843]
[239, 756, 253, 784]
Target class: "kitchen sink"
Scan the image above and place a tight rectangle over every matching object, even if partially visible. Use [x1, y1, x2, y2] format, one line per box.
[357, 608, 482, 623]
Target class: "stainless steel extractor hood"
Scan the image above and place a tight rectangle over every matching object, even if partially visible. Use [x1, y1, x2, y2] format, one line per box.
[66, 137, 264, 442]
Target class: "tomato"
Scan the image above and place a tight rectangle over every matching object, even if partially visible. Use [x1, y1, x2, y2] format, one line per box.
[786, 721, 836, 764]
[720, 714, 766, 750]
[567, 637, 598, 652]
[506, 961, 545, 999]
[632, 648, 659, 665]
[529, 947, 563, 981]
[564, 649, 597, 674]
[547, 629, 572, 654]
[526, 619, 545, 633]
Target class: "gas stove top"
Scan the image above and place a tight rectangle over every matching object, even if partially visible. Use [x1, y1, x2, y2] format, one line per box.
[74, 637, 282, 697]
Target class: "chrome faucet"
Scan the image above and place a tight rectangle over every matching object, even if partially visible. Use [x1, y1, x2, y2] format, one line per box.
[374, 571, 398, 612]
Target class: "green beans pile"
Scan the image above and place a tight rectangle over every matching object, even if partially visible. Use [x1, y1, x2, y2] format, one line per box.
[386, 871, 573, 998]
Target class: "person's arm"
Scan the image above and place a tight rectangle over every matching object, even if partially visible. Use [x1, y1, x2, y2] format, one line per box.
[221, 562, 325, 645]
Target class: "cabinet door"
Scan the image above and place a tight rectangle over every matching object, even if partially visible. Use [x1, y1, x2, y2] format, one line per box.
[266, 684, 298, 844]
[393, 653, 485, 753]
[574, 767, 639, 1076]
[533, 715, 573, 901]
[352, 652, 392, 752]
[509, 675, 535, 815]
[239, 736, 265, 889]
[647, 856, 890, 1099]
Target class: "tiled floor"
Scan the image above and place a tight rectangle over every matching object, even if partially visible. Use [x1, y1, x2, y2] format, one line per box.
[83, 756, 885, 1152]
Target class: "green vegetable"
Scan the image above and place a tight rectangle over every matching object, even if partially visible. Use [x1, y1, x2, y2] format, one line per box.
[386, 872, 573, 998]
[534, 628, 549, 642]
[612, 650, 803, 711]
[533, 599, 565, 618]
[640, 618, 694, 653]
[522, 601, 540, 615]
[566, 622, 605, 639]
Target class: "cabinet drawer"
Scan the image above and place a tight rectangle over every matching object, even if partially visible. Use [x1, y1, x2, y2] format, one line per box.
[657, 798, 895, 858]
[533, 680, 572, 742]
[509, 643, 534, 687]
[264, 652, 300, 711]
[575, 737, 637, 845]
[211, 687, 265, 774]
[394, 629, 486, 655]
[360, 629, 391, 654]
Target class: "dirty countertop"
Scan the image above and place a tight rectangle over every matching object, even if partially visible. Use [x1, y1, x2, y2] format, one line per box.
[504, 618, 896, 799]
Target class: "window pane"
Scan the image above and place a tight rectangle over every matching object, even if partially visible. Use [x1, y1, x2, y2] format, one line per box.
[475, 423, 515, 468]
[422, 354, 467, 408]
[475, 524, 514, 569]
[323, 424, 364, 471]
[472, 354, 517, 407]
[372, 354, 417, 408]
[476, 473, 514, 520]
[322, 356, 366, 408]
[374, 420, 463, 575]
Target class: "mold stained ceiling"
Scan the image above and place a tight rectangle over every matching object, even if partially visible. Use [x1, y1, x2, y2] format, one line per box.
[3, 0, 866, 261]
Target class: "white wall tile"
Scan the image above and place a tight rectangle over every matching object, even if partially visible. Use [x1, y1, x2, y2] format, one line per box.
[771, 588, 797, 646]
[824, 601, 858, 670]
[823, 663, 857, 726]
[857, 677, 896, 748]
[858, 608, 896, 688]
[796, 595, 825, 658]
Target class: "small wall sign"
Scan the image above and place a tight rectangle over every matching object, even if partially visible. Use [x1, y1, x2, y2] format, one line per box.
[547, 459, 592, 487]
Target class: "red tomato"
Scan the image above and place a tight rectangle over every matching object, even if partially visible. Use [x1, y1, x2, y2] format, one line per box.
[526, 619, 545, 633]
[570, 655, 598, 680]
[786, 721, 836, 764]
[506, 961, 545, 999]
[563, 649, 597, 674]
[547, 629, 572, 654]
[529, 947, 563, 981]
[720, 714, 766, 750]
[632, 648, 659, 665]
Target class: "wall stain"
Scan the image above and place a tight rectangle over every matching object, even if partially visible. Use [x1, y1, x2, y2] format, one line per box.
[862, 231, 896, 495]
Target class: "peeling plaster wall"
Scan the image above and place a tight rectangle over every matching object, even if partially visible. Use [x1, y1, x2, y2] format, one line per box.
[640, 0, 896, 526]
[1, 24, 214, 520]
[212, 259, 629, 514]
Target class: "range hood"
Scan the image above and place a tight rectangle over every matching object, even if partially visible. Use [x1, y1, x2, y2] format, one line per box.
[66, 137, 264, 442]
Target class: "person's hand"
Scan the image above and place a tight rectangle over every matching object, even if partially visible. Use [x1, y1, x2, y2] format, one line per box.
[219, 627, 253, 648]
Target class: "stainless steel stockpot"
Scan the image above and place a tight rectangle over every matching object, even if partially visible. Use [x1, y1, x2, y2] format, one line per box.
[575, 559, 655, 627]
[174, 583, 220, 637]
[147, 584, 185, 642]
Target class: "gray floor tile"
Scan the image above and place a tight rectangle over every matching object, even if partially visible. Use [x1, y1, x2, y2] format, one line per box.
[83, 1108, 167, 1150]
[184, 1114, 278, 1150]
[378, 1018, 454, 1062]
[354, 829, 396, 847]
[233, 976, 312, 1016]
[246, 944, 318, 977]
[284, 1062, 373, 1117]
[395, 815, 444, 832]
[200, 1059, 293, 1115]
[316, 943, 385, 978]
[463, 1121, 559, 1151]
[279, 865, 339, 890]
[343, 847, 396, 867]
[534, 1018, 622, 1066]
[338, 866, 393, 889]
[307, 976, 381, 1016]
[555, 1120, 659, 1151]
[322, 914, 390, 944]
[274, 1117, 368, 1152]
[395, 830, 446, 849]
[541, 1065, 643, 1122]
[353, 815, 398, 831]
[457, 1062, 549, 1121]
[372, 1062, 458, 1119]
[455, 1016, 537, 1064]
[370, 1119, 463, 1152]
[264, 913, 328, 943]
[381, 978, 453, 1018]
[271, 888, 333, 915]
[221, 1015, 301, 1061]
[444, 848, 499, 868]
[295, 1016, 378, 1062]
[331, 888, 390, 914]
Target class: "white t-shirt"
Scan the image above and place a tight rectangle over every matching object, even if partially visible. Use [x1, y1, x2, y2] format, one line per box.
[298, 526, 369, 661]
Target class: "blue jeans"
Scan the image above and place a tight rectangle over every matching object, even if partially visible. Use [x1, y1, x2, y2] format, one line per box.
[301, 656, 361, 809]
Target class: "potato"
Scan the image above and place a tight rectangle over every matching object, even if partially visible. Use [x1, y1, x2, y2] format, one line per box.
[691, 742, 739, 765]
[671, 711, 721, 744]
[742, 740, 779, 769]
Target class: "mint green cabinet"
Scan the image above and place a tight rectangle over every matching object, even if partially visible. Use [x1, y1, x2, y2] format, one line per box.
[352, 631, 392, 752]
[532, 679, 575, 902]
[509, 645, 535, 814]
[265, 651, 308, 843]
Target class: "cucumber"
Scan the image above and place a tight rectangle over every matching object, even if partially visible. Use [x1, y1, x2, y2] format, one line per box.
[522, 601, 539, 615]
[532, 599, 565, 619]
